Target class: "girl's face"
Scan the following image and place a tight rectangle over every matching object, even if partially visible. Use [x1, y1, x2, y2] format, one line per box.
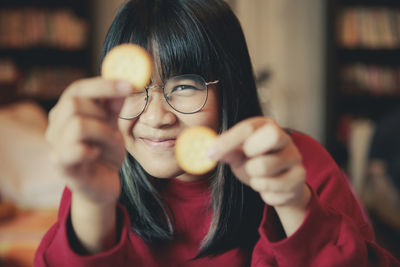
[118, 68, 220, 182]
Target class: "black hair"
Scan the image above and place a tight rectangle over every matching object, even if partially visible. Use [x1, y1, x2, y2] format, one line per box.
[101, 0, 265, 257]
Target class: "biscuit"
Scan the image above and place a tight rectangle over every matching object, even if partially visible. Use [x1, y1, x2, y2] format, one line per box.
[175, 126, 218, 175]
[101, 43, 152, 90]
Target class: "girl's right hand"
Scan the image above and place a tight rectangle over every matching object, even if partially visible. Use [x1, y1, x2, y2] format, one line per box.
[45, 77, 133, 206]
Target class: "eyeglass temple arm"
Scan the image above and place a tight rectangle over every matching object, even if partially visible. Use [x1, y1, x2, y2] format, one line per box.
[206, 80, 219, 86]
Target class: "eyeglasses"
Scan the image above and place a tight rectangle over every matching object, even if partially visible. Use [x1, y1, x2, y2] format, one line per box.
[119, 74, 219, 120]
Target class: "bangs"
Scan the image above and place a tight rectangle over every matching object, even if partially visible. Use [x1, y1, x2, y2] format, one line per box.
[135, 2, 218, 82]
[102, 0, 219, 82]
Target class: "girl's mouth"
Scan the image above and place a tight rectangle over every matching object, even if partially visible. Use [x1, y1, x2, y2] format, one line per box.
[140, 138, 176, 149]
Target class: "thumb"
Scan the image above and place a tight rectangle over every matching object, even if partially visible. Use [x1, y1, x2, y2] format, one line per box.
[100, 97, 126, 129]
[222, 148, 251, 185]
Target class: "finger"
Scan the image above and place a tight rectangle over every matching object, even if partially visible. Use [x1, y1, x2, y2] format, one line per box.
[209, 116, 268, 161]
[101, 97, 126, 116]
[48, 96, 109, 129]
[249, 176, 285, 193]
[48, 77, 133, 139]
[248, 164, 306, 194]
[46, 107, 103, 146]
[53, 117, 126, 170]
[244, 146, 302, 177]
[51, 143, 101, 168]
[243, 123, 290, 157]
[260, 191, 298, 207]
[61, 116, 123, 149]
[61, 77, 133, 123]
[97, 97, 127, 129]
[258, 165, 307, 207]
[63, 77, 134, 99]
[47, 92, 125, 144]
[219, 147, 247, 166]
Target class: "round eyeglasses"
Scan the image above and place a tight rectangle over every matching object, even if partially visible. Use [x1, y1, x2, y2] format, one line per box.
[119, 74, 219, 120]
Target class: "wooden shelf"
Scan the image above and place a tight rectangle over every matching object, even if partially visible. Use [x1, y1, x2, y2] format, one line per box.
[0, 48, 89, 67]
[325, 0, 400, 166]
[337, 94, 400, 120]
[0, 1, 93, 110]
[337, 0, 400, 7]
[336, 49, 400, 65]
[0, 0, 91, 14]
[326, 2, 400, 258]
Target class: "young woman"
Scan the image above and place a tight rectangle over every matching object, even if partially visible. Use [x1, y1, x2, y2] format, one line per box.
[35, 0, 399, 266]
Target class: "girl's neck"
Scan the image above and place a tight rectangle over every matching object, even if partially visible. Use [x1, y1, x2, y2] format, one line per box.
[175, 172, 211, 182]
[160, 177, 212, 200]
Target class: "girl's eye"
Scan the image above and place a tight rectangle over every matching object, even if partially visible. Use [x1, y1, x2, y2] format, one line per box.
[171, 85, 197, 92]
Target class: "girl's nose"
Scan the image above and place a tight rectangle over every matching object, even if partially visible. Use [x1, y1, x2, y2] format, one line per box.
[138, 90, 177, 128]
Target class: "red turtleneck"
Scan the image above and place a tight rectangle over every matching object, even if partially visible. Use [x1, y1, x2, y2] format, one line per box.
[34, 131, 399, 267]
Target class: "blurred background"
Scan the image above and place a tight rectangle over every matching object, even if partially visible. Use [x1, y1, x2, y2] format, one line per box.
[0, 0, 399, 266]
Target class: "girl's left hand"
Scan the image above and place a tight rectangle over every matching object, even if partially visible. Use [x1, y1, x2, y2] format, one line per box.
[209, 116, 310, 209]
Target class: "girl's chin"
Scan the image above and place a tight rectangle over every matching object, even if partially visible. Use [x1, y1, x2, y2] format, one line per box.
[131, 157, 204, 182]
[142, 165, 184, 179]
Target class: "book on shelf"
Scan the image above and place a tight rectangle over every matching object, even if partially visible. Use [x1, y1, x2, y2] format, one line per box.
[348, 118, 375, 194]
[0, 59, 19, 85]
[335, 116, 375, 188]
[0, 8, 88, 50]
[337, 7, 400, 49]
[17, 66, 87, 99]
[0, 57, 87, 99]
[340, 63, 400, 95]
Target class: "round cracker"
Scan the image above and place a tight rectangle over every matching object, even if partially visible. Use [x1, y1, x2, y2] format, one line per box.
[101, 44, 152, 90]
[175, 126, 218, 175]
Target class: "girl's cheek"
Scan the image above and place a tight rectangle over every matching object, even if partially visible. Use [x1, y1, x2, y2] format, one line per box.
[118, 117, 136, 135]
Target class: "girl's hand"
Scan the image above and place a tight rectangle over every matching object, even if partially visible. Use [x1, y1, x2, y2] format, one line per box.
[210, 116, 310, 210]
[210, 116, 311, 236]
[46, 77, 133, 253]
[46, 77, 132, 206]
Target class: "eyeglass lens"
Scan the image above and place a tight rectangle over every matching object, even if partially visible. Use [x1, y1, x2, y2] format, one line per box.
[119, 74, 208, 119]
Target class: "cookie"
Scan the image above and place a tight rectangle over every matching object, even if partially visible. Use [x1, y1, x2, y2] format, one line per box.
[175, 126, 218, 175]
[101, 43, 153, 90]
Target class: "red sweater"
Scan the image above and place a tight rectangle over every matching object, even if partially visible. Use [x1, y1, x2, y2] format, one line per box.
[34, 132, 400, 267]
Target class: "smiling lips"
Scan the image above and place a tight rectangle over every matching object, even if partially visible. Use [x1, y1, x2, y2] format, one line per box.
[141, 137, 177, 149]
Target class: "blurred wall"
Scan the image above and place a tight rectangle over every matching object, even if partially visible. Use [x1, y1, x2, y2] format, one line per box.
[233, 0, 326, 143]
[92, 0, 126, 74]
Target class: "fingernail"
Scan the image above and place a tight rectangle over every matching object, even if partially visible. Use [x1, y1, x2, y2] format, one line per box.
[116, 81, 132, 93]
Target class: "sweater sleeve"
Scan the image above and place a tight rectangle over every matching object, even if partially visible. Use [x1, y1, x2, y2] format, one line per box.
[250, 131, 400, 267]
[33, 188, 133, 267]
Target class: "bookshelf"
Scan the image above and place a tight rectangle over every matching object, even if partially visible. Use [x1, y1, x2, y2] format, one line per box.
[326, 0, 400, 168]
[0, 0, 93, 111]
